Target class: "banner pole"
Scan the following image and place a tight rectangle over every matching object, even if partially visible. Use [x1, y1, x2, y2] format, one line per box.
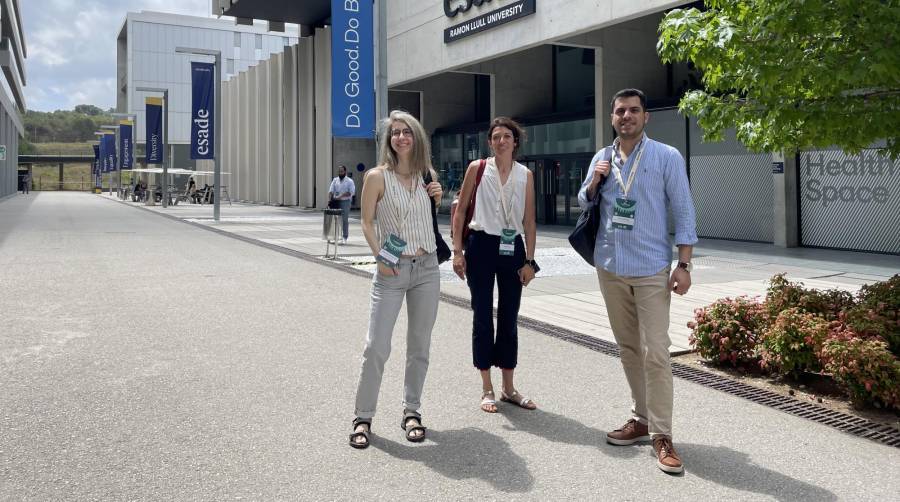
[214, 53, 221, 222]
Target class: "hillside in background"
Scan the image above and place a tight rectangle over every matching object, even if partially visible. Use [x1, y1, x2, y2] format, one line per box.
[21, 105, 115, 154]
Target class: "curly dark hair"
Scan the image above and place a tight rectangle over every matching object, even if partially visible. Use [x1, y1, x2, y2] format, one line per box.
[487, 116, 527, 159]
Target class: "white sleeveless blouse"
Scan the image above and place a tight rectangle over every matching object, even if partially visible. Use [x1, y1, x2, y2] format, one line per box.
[469, 158, 528, 236]
[375, 169, 436, 254]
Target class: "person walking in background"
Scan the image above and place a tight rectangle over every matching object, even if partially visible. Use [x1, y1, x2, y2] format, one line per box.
[349, 110, 443, 449]
[451, 117, 539, 414]
[578, 88, 697, 474]
[21, 172, 30, 194]
[329, 165, 356, 244]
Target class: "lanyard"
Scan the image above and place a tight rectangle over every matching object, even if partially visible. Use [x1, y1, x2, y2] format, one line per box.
[393, 170, 421, 234]
[492, 158, 516, 228]
[611, 137, 646, 198]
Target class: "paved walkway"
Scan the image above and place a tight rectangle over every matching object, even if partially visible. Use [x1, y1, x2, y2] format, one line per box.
[2, 192, 898, 500]
[106, 193, 900, 353]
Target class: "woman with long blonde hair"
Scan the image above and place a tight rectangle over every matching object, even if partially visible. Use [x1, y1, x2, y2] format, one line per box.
[349, 110, 443, 449]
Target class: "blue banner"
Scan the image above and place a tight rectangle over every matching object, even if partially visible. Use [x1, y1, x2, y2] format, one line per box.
[331, 0, 375, 138]
[145, 97, 163, 164]
[191, 62, 215, 159]
[119, 121, 134, 169]
[104, 133, 117, 172]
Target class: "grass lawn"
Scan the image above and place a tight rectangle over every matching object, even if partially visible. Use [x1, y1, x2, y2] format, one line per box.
[25, 142, 139, 191]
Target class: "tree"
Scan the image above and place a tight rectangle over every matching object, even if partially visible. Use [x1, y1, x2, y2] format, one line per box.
[74, 104, 104, 116]
[657, 0, 900, 158]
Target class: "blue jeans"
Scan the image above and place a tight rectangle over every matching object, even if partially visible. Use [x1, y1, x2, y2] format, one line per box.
[465, 231, 525, 370]
[339, 199, 351, 239]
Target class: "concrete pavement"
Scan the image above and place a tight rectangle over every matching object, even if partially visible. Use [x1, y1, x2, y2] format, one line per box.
[2, 192, 898, 500]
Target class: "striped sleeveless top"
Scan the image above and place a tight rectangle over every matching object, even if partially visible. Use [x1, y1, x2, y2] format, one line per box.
[375, 169, 436, 255]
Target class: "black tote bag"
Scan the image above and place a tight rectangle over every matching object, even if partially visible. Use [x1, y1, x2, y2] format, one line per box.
[424, 171, 451, 263]
[568, 147, 611, 266]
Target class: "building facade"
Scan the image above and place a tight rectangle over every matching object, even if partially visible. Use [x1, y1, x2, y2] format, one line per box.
[1, 0, 26, 198]
[116, 11, 298, 174]
[210, 0, 898, 254]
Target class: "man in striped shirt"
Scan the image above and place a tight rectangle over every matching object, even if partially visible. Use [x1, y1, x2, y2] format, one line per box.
[578, 88, 698, 474]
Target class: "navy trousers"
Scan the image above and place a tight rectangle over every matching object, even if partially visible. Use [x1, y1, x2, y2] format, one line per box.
[465, 230, 525, 370]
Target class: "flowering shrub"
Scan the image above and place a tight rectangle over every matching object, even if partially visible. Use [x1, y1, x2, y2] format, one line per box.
[765, 273, 855, 321]
[758, 308, 830, 375]
[820, 328, 900, 410]
[688, 296, 768, 367]
[846, 274, 900, 357]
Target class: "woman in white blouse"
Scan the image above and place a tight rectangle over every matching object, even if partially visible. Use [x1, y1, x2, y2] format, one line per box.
[349, 110, 443, 449]
[451, 117, 539, 413]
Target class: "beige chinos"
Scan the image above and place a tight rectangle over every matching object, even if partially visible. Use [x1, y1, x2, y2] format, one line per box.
[354, 253, 441, 420]
[597, 267, 673, 437]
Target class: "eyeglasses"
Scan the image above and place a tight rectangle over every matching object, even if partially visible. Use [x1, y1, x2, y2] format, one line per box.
[390, 128, 414, 138]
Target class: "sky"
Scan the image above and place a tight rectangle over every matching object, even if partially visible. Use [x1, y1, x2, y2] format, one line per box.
[22, 0, 213, 112]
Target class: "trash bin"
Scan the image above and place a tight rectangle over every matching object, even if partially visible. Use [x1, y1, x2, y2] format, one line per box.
[323, 208, 343, 259]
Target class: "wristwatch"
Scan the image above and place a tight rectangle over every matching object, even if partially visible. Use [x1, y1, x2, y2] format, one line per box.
[524, 259, 541, 273]
[677, 261, 693, 273]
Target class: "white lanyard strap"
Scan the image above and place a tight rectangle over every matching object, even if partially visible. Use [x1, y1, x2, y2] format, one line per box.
[611, 138, 646, 198]
[493, 159, 516, 228]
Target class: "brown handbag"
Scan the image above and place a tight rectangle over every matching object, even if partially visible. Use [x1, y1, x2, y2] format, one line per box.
[450, 159, 487, 242]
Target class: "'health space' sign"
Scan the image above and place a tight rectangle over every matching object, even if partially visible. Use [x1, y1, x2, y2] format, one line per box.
[191, 62, 215, 159]
[331, 0, 374, 138]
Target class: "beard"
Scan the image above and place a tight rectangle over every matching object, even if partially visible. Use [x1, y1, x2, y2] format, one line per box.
[616, 121, 645, 140]
[339, 174, 345, 180]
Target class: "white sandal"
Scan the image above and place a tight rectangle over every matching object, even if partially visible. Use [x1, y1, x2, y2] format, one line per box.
[500, 390, 537, 410]
[480, 390, 498, 413]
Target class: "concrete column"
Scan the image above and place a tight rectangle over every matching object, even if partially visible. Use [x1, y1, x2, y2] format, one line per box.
[595, 46, 609, 148]
[314, 26, 333, 210]
[270, 54, 284, 205]
[773, 151, 800, 247]
[240, 71, 250, 202]
[282, 45, 299, 207]
[298, 37, 316, 208]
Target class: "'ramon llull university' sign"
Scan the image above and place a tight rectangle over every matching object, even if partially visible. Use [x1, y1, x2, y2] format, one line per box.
[444, 0, 536, 43]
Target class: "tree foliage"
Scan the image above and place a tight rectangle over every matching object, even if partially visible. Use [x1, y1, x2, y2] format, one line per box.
[24, 106, 114, 144]
[658, 0, 900, 157]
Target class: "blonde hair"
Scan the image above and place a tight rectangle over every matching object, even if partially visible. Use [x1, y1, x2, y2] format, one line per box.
[378, 110, 433, 177]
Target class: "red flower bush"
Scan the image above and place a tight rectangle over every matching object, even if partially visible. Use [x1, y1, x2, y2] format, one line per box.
[688, 296, 767, 367]
[820, 325, 900, 410]
[759, 308, 830, 375]
[845, 274, 900, 358]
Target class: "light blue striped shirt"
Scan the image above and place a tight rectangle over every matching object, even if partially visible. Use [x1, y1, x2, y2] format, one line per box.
[578, 134, 697, 277]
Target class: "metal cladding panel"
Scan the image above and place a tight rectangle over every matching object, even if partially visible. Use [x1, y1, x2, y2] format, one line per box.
[690, 153, 774, 242]
[800, 149, 900, 254]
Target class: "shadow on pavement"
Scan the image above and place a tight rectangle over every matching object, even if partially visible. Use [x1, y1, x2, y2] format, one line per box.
[678, 443, 838, 501]
[499, 408, 641, 460]
[373, 427, 534, 493]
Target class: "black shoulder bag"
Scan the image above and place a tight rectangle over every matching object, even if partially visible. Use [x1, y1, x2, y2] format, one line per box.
[568, 147, 612, 266]
[424, 171, 451, 263]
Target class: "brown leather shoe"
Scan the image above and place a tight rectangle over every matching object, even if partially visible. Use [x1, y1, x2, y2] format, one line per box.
[653, 436, 684, 474]
[606, 418, 651, 445]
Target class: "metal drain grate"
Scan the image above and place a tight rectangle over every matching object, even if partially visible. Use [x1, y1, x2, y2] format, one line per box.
[519, 316, 900, 449]
[117, 197, 900, 450]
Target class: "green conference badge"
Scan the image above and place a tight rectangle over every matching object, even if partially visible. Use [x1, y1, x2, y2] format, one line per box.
[500, 228, 517, 256]
[612, 198, 637, 230]
[378, 233, 407, 269]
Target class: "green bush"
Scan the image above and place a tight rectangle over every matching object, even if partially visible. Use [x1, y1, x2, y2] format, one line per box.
[846, 274, 900, 358]
[765, 273, 855, 321]
[758, 308, 830, 375]
[688, 296, 768, 367]
[820, 328, 900, 410]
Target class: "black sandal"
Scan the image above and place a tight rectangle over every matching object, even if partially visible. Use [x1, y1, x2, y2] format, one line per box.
[401, 412, 426, 443]
[349, 418, 371, 449]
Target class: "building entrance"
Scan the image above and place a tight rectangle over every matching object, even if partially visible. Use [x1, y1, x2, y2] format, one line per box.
[521, 154, 593, 226]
